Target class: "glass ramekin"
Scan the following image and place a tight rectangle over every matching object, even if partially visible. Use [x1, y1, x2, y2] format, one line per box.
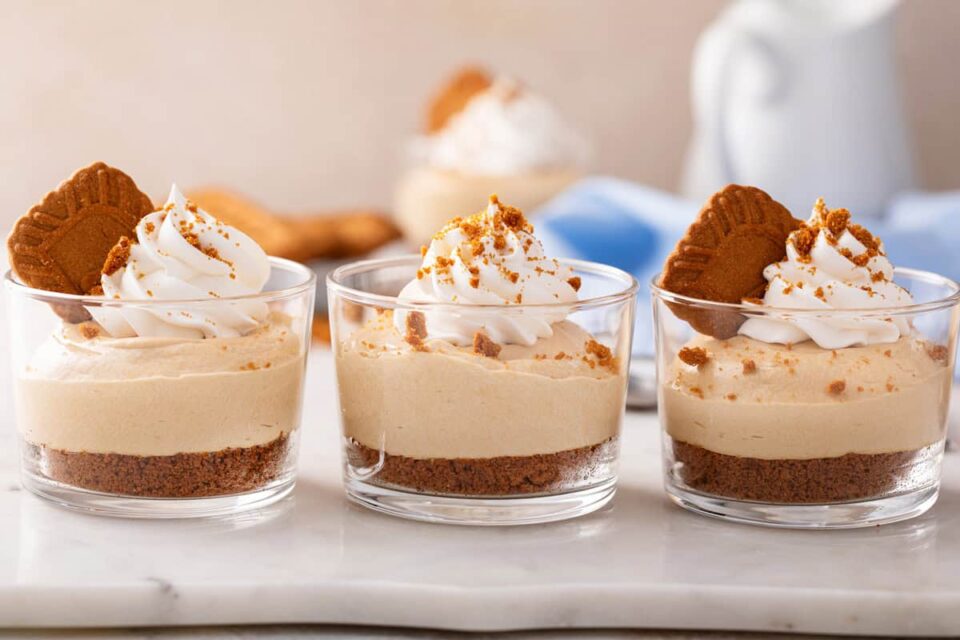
[651, 267, 960, 529]
[328, 256, 637, 525]
[4, 258, 315, 518]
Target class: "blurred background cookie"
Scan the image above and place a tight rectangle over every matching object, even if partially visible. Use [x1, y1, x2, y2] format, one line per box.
[187, 188, 399, 262]
[186, 187, 400, 340]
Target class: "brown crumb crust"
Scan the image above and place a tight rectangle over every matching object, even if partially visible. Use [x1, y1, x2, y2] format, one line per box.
[671, 439, 936, 503]
[27, 432, 293, 498]
[346, 437, 617, 496]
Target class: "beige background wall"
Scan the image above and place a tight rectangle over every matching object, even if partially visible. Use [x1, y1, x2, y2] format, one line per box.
[1, 0, 957, 227]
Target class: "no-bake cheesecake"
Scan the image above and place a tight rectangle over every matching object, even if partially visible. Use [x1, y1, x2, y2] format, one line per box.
[5, 163, 313, 510]
[653, 185, 957, 525]
[332, 195, 635, 512]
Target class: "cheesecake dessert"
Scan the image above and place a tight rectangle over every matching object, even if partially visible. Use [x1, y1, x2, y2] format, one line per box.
[334, 196, 629, 497]
[656, 186, 954, 508]
[6, 163, 311, 502]
[394, 67, 587, 245]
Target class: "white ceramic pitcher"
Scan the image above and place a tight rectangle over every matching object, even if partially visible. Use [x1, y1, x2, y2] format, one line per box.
[681, 0, 914, 217]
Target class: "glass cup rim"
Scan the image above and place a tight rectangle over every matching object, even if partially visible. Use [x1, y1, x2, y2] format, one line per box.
[327, 255, 639, 312]
[649, 266, 960, 317]
[3, 256, 317, 307]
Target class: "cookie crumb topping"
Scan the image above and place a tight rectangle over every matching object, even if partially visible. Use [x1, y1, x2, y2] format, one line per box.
[827, 379, 846, 396]
[585, 339, 618, 372]
[404, 311, 429, 352]
[79, 322, 101, 339]
[789, 198, 882, 268]
[678, 346, 709, 369]
[927, 343, 949, 364]
[102, 236, 133, 276]
[473, 331, 502, 358]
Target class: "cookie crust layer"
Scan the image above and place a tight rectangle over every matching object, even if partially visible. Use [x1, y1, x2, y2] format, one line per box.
[670, 438, 942, 503]
[346, 437, 617, 496]
[26, 432, 293, 498]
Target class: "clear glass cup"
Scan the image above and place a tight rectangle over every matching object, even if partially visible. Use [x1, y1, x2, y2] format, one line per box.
[328, 256, 637, 525]
[652, 267, 960, 528]
[4, 258, 315, 518]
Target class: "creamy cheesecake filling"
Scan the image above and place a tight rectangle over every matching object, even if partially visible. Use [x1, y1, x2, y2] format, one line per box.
[17, 313, 305, 456]
[337, 314, 624, 459]
[662, 334, 950, 460]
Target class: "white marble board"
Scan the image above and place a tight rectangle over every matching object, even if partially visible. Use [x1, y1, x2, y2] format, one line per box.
[0, 348, 958, 636]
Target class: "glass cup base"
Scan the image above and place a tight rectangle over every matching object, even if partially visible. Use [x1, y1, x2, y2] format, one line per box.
[20, 470, 296, 519]
[344, 476, 617, 526]
[665, 481, 940, 529]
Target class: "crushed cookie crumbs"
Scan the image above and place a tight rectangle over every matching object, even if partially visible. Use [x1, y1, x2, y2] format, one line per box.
[472, 331, 501, 358]
[404, 311, 429, 352]
[102, 236, 133, 276]
[678, 346, 709, 368]
[927, 343, 949, 364]
[585, 339, 618, 372]
[789, 198, 883, 269]
[79, 323, 100, 339]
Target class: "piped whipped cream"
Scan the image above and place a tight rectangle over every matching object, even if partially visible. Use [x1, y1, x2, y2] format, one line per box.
[90, 185, 270, 339]
[421, 78, 587, 175]
[394, 196, 580, 346]
[739, 199, 913, 349]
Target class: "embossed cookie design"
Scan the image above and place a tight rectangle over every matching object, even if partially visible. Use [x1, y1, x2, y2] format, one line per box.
[659, 185, 801, 339]
[7, 162, 154, 295]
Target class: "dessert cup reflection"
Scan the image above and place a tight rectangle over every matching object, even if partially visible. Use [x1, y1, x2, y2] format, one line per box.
[329, 196, 637, 525]
[5, 163, 315, 518]
[653, 186, 960, 528]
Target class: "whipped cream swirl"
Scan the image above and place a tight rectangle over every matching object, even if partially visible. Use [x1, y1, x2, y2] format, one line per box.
[394, 196, 580, 346]
[739, 200, 913, 349]
[90, 185, 271, 339]
[421, 78, 587, 175]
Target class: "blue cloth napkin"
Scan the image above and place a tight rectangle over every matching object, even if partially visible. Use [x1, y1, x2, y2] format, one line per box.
[534, 178, 960, 357]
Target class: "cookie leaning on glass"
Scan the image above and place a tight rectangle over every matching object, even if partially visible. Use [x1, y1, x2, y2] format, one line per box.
[4, 162, 315, 517]
[7, 162, 154, 322]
